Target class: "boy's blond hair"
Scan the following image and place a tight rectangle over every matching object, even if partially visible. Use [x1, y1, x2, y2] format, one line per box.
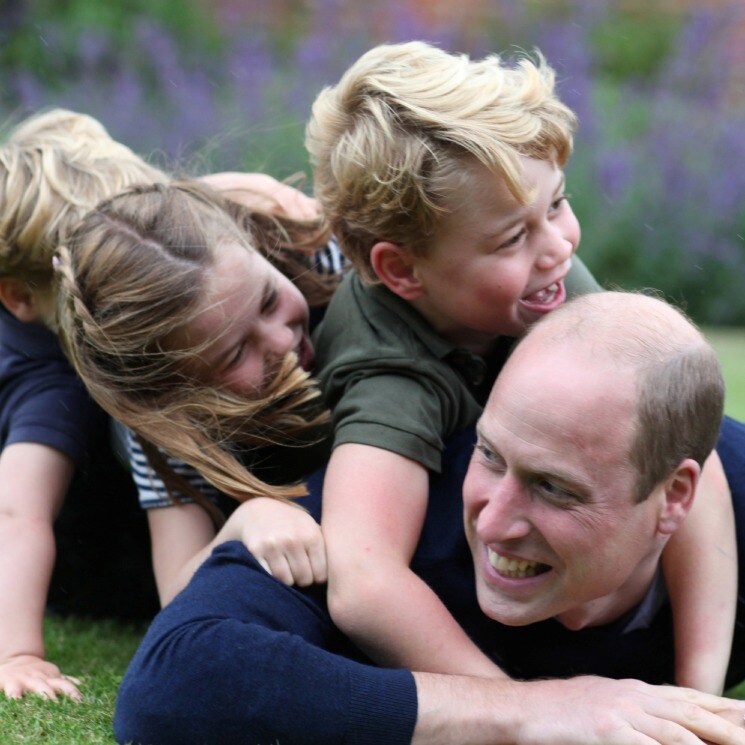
[0, 109, 166, 285]
[306, 41, 577, 282]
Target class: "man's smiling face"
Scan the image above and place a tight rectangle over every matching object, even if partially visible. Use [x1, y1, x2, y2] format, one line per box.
[462, 338, 669, 631]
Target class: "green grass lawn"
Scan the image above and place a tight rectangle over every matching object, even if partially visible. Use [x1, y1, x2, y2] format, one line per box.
[0, 617, 146, 743]
[704, 327, 745, 422]
[1, 327, 743, 742]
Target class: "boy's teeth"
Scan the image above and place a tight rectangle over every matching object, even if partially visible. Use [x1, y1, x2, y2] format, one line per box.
[488, 548, 547, 578]
[525, 282, 559, 304]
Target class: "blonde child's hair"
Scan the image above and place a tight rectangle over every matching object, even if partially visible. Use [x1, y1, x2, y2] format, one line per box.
[56, 181, 335, 525]
[306, 41, 577, 282]
[0, 109, 167, 287]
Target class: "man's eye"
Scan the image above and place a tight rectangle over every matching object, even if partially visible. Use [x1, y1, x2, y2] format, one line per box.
[537, 479, 575, 503]
[476, 443, 504, 468]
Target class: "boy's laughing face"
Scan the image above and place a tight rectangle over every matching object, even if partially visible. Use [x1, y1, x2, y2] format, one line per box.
[410, 157, 580, 353]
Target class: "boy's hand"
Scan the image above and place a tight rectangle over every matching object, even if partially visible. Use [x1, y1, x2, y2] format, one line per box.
[0, 654, 82, 701]
[237, 498, 327, 587]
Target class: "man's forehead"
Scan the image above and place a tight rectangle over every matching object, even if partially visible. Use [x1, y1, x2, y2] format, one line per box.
[485, 346, 638, 465]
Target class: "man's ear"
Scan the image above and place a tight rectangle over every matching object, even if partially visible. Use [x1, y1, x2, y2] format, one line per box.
[656, 458, 700, 535]
[370, 241, 424, 301]
[0, 277, 39, 322]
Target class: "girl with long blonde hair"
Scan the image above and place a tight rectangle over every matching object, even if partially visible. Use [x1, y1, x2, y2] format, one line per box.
[56, 180, 343, 604]
[0, 107, 334, 702]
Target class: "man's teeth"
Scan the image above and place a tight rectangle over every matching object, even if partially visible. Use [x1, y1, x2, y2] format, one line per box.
[488, 548, 546, 578]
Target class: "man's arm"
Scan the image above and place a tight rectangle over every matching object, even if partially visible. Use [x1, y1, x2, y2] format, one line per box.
[0, 442, 81, 700]
[116, 541, 745, 745]
[663, 449, 737, 693]
[413, 672, 745, 744]
[323, 442, 506, 677]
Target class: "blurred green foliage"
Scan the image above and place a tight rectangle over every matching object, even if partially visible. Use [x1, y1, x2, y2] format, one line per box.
[2, 0, 745, 325]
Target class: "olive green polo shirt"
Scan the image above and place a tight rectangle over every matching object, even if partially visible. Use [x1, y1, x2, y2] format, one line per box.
[313, 257, 601, 472]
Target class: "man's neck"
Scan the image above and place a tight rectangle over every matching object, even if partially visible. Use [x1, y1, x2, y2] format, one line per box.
[555, 555, 662, 631]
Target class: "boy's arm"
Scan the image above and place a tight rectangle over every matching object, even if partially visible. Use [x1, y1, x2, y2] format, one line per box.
[323, 442, 506, 677]
[0, 442, 81, 701]
[662, 449, 736, 693]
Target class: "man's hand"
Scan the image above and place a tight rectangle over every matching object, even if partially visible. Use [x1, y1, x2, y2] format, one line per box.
[517, 677, 745, 745]
[413, 673, 745, 744]
[0, 654, 82, 701]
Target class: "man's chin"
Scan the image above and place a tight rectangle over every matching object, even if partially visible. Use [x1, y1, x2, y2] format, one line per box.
[478, 593, 545, 626]
[475, 587, 550, 627]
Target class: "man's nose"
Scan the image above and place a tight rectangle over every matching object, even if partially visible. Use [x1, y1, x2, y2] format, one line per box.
[476, 476, 532, 543]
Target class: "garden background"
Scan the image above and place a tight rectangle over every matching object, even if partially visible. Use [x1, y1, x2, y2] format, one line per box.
[2, 0, 745, 742]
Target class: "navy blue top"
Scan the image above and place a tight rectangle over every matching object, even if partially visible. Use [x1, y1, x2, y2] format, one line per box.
[0, 308, 103, 464]
[115, 418, 745, 744]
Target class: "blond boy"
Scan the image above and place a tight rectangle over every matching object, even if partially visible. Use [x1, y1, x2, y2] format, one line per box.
[306, 41, 735, 692]
[0, 110, 169, 700]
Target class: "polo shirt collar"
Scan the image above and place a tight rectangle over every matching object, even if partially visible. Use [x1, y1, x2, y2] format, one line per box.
[368, 281, 485, 361]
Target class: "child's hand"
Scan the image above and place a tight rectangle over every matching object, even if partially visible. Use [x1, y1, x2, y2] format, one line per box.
[0, 654, 82, 701]
[199, 172, 320, 221]
[236, 498, 327, 587]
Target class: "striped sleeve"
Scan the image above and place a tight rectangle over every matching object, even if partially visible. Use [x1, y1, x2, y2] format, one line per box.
[125, 428, 220, 510]
[311, 236, 346, 276]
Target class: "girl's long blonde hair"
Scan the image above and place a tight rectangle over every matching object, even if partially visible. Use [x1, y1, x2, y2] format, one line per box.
[56, 181, 336, 525]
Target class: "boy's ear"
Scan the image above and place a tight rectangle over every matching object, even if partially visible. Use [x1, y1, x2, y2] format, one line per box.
[0, 277, 40, 322]
[656, 458, 700, 535]
[370, 241, 424, 301]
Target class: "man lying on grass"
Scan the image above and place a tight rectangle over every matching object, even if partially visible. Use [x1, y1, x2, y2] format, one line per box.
[114, 291, 745, 745]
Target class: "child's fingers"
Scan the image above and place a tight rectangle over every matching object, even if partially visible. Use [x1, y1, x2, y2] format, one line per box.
[260, 550, 296, 586]
[273, 189, 320, 221]
[3, 677, 81, 702]
[0, 658, 82, 702]
[287, 197, 318, 220]
[51, 676, 83, 701]
[22, 679, 59, 702]
[3, 680, 24, 699]
[286, 550, 318, 588]
[307, 540, 328, 584]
